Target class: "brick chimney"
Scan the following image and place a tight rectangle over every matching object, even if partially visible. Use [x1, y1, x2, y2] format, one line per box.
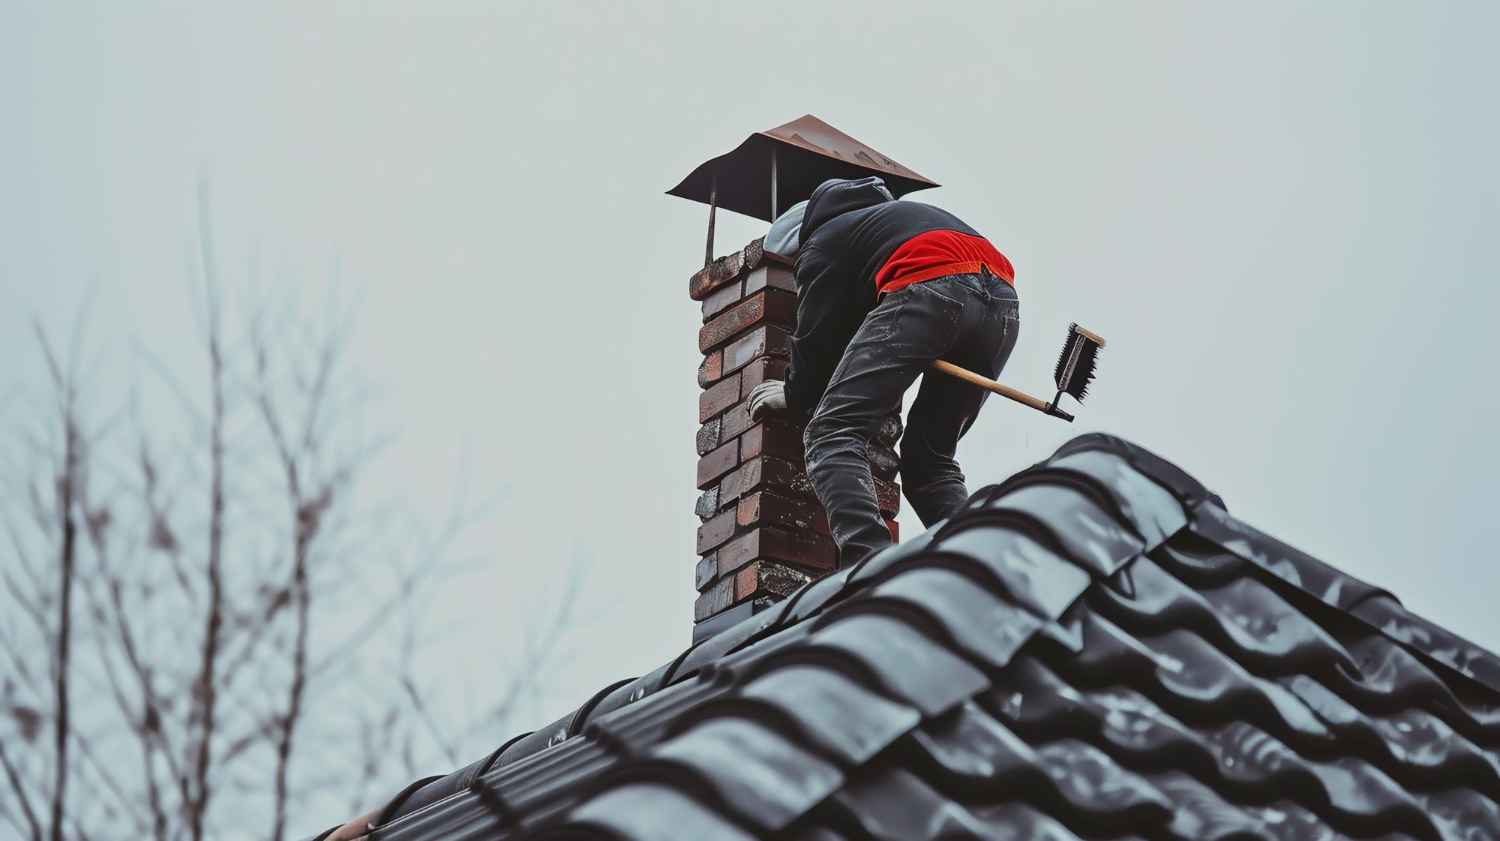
[689, 238, 900, 641]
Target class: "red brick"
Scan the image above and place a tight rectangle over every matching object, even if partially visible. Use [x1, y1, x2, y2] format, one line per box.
[885, 518, 900, 544]
[723, 326, 791, 374]
[698, 372, 741, 423]
[688, 238, 768, 301]
[696, 417, 721, 456]
[742, 237, 766, 272]
[743, 265, 797, 295]
[737, 455, 817, 501]
[701, 279, 744, 321]
[717, 526, 836, 577]
[694, 576, 734, 620]
[719, 452, 810, 507]
[875, 476, 901, 516]
[741, 422, 804, 464]
[867, 440, 899, 480]
[698, 290, 796, 353]
[697, 351, 724, 388]
[721, 399, 753, 440]
[740, 424, 765, 462]
[717, 462, 747, 506]
[696, 508, 737, 554]
[716, 530, 760, 575]
[737, 491, 829, 536]
[696, 439, 739, 489]
[689, 249, 746, 301]
[734, 561, 812, 602]
[740, 356, 790, 393]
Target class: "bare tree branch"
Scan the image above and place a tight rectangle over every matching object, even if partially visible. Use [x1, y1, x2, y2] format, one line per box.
[187, 179, 227, 841]
[2, 192, 584, 841]
[399, 676, 457, 769]
[33, 321, 79, 841]
[79, 564, 172, 841]
[0, 739, 43, 841]
[254, 310, 349, 841]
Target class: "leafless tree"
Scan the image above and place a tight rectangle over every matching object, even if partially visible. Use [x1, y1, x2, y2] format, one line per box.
[1, 188, 580, 841]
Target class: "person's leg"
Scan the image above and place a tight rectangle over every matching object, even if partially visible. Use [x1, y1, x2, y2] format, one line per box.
[804, 283, 965, 565]
[900, 275, 1020, 527]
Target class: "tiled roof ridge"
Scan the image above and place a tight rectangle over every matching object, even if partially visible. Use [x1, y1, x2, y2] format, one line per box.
[1033, 432, 1500, 696]
[304, 433, 1500, 841]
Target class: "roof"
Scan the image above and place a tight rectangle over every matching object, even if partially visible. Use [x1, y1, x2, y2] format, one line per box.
[666, 115, 939, 223]
[309, 433, 1500, 840]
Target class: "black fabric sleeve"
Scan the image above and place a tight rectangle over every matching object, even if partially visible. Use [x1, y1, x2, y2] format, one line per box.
[784, 244, 860, 420]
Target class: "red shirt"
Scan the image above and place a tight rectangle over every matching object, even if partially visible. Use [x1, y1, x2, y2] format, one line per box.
[874, 229, 1015, 295]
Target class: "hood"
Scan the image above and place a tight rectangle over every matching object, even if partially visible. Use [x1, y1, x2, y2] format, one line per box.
[764, 200, 808, 260]
[800, 176, 894, 242]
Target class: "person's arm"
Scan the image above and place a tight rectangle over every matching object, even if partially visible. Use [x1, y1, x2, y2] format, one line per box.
[783, 243, 856, 420]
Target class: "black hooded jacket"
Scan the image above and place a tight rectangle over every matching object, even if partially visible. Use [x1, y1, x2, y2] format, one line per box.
[783, 177, 998, 418]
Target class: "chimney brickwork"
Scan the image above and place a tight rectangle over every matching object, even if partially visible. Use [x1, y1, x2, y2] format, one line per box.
[689, 237, 900, 641]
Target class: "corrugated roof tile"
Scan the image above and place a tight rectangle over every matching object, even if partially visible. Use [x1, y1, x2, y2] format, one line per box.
[303, 434, 1500, 841]
[653, 717, 842, 831]
[739, 664, 919, 765]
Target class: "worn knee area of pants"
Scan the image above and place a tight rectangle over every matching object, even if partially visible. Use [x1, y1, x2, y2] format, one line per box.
[803, 413, 863, 459]
[803, 419, 880, 522]
[804, 415, 892, 562]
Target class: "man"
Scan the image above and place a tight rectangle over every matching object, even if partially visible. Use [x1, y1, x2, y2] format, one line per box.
[749, 176, 1019, 565]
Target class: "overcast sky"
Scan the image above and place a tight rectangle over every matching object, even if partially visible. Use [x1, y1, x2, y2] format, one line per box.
[4, 0, 1498, 828]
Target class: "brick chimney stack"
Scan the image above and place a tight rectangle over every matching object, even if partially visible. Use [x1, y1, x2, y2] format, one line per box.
[689, 238, 900, 641]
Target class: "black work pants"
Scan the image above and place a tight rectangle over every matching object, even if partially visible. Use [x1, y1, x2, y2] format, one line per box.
[803, 272, 1020, 565]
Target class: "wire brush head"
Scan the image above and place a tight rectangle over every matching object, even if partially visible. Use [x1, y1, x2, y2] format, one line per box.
[1054, 323, 1105, 402]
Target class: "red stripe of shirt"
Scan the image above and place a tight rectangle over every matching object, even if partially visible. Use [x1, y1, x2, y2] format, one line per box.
[874, 229, 1015, 295]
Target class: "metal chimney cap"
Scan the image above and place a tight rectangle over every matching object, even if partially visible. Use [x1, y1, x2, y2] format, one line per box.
[666, 114, 939, 223]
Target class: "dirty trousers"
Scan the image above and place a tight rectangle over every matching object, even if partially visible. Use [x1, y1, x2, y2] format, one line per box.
[804, 272, 1020, 566]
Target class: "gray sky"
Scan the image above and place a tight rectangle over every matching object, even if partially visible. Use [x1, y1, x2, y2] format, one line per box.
[4, 0, 1498, 811]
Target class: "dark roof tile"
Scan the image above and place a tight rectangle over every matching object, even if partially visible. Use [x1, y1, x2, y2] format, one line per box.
[984, 482, 1147, 576]
[1192, 500, 1395, 612]
[1046, 449, 1188, 546]
[867, 565, 1045, 670]
[566, 783, 755, 841]
[806, 612, 987, 717]
[933, 524, 1093, 616]
[309, 434, 1500, 841]
[842, 524, 939, 586]
[653, 717, 842, 831]
[738, 665, 919, 765]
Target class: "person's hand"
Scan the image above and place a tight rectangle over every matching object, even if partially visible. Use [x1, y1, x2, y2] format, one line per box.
[325, 810, 380, 840]
[748, 380, 787, 421]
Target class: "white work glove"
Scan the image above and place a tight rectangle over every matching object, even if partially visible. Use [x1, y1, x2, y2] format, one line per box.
[747, 380, 787, 421]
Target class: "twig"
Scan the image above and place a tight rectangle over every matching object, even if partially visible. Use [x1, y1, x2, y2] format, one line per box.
[256, 320, 346, 841]
[399, 675, 457, 767]
[269, 517, 312, 841]
[34, 321, 79, 841]
[0, 740, 43, 841]
[84, 571, 172, 841]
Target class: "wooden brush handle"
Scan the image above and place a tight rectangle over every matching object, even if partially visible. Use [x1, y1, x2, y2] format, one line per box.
[930, 360, 1058, 416]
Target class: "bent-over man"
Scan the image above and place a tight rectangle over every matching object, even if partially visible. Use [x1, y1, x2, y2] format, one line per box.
[750, 176, 1020, 565]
